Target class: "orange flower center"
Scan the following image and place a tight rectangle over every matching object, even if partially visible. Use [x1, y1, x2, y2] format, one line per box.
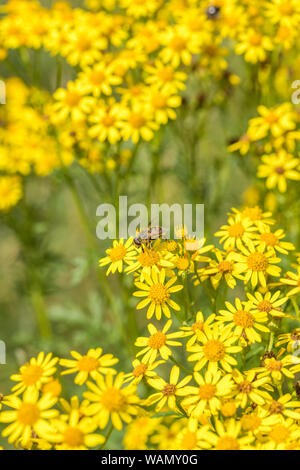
[148, 331, 167, 349]
[148, 283, 169, 304]
[265, 358, 282, 371]
[138, 251, 160, 267]
[21, 365, 43, 386]
[218, 260, 233, 273]
[260, 232, 278, 246]
[101, 388, 124, 412]
[269, 425, 289, 443]
[109, 245, 127, 262]
[18, 403, 40, 426]
[64, 427, 84, 447]
[238, 380, 252, 393]
[233, 310, 255, 328]
[133, 363, 148, 377]
[247, 252, 268, 271]
[129, 113, 145, 128]
[198, 383, 216, 400]
[257, 300, 272, 313]
[203, 339, 225, 361]
[77, 355, 99, 372]
[228, 223, 245, 238]
[241, 414, 261, 431]
[65, 91, 81, 107]
[162, 384, 176, 396]
[215, 436, 240, 450]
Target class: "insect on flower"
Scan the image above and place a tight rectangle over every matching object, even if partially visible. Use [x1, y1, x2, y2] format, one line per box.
[133, 225, 167, 251]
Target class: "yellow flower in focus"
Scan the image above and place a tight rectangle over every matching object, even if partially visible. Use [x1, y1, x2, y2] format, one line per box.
[135, 320, 184, 363]
[60, 348, 118, 385]
[10, 352, 58, 395]
[247, 290, 288, 318]
[0, 389, 58, 447]
[51, 409, 104, 450]
[84, 373, 140, 430]
[146, 366, 192, 412]
[258, 151, 300, 193]
[133, 267, 183, 320]
[187, 324, 242, 374]
[99, 238, 136, 275]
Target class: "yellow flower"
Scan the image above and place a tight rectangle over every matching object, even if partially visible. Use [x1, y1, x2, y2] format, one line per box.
[276, 328, 300, 351]
[0, 175, 23, 211]
[10, 352, 58, 395]
[146, 366, 192, 412]
[280, 266, 300, 296]
[235, 29, 273, 63]
[198, 250, 242, 289]
[78, 62, 122, 97]
[0, 389, 58, 447]
[124, 359, 164, 385]
[255, 227, 295, 255]
[160, 26, 199, 67]
[240, 406, 279, 435]
[120, 103, 158, 143]
[187, 324, 242, 374]
[258, 151, 300, 193]
[180, 311, 216, 348]
[144, 60, 187, 93]
[265, 394, 300, 420]
[84, 373, 140, 430]
[199, 418, 254, 450]
[265, 0, 300, 28]
[89, 99, 125, 144]
[135, 320, 184, 363]
[181, 370, 233, 417]
[51, 409, 104, 450]
[254, 350, 295, 382]
[214, 213, 257, 250]
[145, 85, 181, 125]
[125, 245, 174, 280]
[261, 418, 300, 450]
[133, 267, 183, 320]
[217, 298, 269, 344]
[231, 369, 273, 408]
[42, 379, 62, 398]
[52, 81, 95, 124]
[248, 104, 296, 140]
[60, 348, 118, 385]
[232, 242, 281, 288]
[247, 290, 288, 318]
[99, 238, 136, 275]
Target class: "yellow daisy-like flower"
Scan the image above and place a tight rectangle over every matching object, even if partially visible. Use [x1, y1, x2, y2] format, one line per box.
[261, 418, 300, 450]
[146, 366, 192, 412]
[254, 350, 295, 382]
[84, 373, 139, 431]
[99, 238, 136, 275]
[232, 242, 281, 288]
[254, 227, 295, 255]
[51, 81, 95, 124]
[248, 104, 296, 140]
[198, 249, 242, 289]
[276, 328, 300, 351]
[240, 406, 280, 435]
[176, 422, 208, 451]
[124, 359, 164, 385]
[144, 60, 187, 93]
[10, 352, 59, 395]
[0, 389, 58, 447]
[235, 29, 273, 64]
[145, 85, 181, 125]
[0, 175, 23, 212]
[280, 266, 300, 296]
[214, 213, 257, 251]
[135, 320, 184, 364]
[180, 311, 216, 348]
[119, 103, 158, 143]
[89, 99, 125, 144]
[199, 418, 254, 450]
[187, 324, 242, 374]
[60, 348, 118, 385]
[125, 246, 174, 280]
[78, 62, 122, 97]
[51, 409, 104, 450]
[236, 206, 274, 231]
[150, 418, 185, 451]
[266, 393, 300, 420]
[217, 298, 269, 343]
[181, 370, 233, 417]
[42, 379, 62, 398]
[133, 267, 183, 320]
[247, 290, 288, 318]
[258, 151, 300, 193]
[231, 369, 273, 409]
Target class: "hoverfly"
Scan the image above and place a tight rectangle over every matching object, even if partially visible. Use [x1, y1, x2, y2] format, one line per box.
[205, 5, 220, 19]
[133, 225, 167, 251]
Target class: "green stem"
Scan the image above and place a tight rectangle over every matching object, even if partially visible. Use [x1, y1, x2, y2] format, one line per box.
[30, 281, 52, 339]
[291, 297, 300, 320]
[267, 331, 275, 352]
[99, 424, 114, 450]
[170, 355, 193, 374]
